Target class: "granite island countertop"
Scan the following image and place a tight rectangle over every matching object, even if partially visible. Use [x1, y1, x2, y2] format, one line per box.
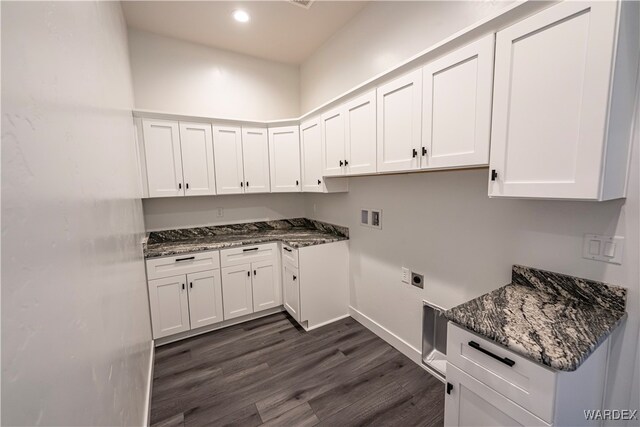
[144, 218, 349, 259]
[445, 265, 627, 372]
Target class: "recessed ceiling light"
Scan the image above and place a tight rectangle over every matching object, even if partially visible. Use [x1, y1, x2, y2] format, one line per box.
[233, 10, 250, 23]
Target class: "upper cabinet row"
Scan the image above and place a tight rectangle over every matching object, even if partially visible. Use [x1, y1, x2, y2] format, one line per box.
[136, 1, 637, 201]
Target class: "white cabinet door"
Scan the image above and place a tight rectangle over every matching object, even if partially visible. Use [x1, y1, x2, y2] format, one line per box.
[213, 125, 245, 195]
[269, 126, 301, 193]
[179, 122, 216, 196]
[142, 119, 184, 197]
[300, 117, 324, 193]
[321, 107, 346, 177]
[148, 275, 190, 339]
[282, 263, 300, 322]
[345, 90, 377, 175]
[242, 127, 271, 193]
[251, 259, 280, 312]
[187, 269, 223, 329]
[445, 364, 550, 427]
[376, 69, 423, 173]
[489, 1, 618, 199]
[422, 35, 494, 170]
[221, 264, 254, 320]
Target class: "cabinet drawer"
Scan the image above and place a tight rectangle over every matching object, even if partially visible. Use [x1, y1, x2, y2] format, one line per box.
[447, 323, 556, 423]
[220, 243, 277, 268]
[281, 244, 298, 267]
[146, 251, 220, 280]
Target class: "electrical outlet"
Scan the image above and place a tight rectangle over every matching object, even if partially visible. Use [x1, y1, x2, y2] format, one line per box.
[360, 209, 369, 226]
[582, 234, 624, 264]
[411, 272, 424, 289]
[216, 207, 224, 218]
[371, 209, 381, 229]
[402, 267, 410, 284]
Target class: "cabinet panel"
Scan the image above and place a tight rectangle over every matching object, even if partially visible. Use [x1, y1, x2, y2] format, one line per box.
[252, 260, 280, 312]
[376, 69, 422, 172]
[220, 243, 277, 268]
[300, 118, 324, 193]
[146, 250, 220, 281]
[489, 1, 618, 199]
[179, 122, 216, 196]
[213, 125, 245, 195]
[445, 364, 549, 427]
[345, 90, 376, 175]
[321, 107, 346, 177]
[148, 275, 190, 339]
[187, 269, 224, 329]
[422, 35, 493, 170]
[283, 263, 300, 322]
[142, 119, 184, 197]
[242, 128, 271, 193]
[221, 265, 254, 320]
[268, 126, 301, 193]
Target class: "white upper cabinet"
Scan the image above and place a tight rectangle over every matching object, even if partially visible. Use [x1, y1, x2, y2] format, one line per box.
[376, 69, 423, 172]
[344, 90, 377, 175]
[179, 122, 216, 196]
[422, 35, 494, 170]
[321, 107, 346, 177]
[269, 126, 301, 193]
[242, 127, 271, 193]
[142, 119, 184, 198]
[300, 117, 324, 193]
[213, 125, 245, 195]
[489, 1, 635, 200]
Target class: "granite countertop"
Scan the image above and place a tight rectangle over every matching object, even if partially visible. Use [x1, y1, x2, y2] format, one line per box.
[445, 265, 627, 372]
[144, 218, 349, 259]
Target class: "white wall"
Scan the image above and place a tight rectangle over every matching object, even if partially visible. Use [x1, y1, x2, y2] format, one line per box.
[1, 2, 152, 426]
[143, 194, 305, 231]
[300, 0, 512, 111]
[128, 29, 300, 120]
[302, 0, 640, 418]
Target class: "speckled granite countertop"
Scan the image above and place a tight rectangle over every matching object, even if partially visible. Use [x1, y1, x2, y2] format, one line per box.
[446, 265, 627, 372]
[144, 218, 349, 259]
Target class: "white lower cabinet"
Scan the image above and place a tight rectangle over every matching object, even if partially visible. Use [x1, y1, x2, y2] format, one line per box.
[445, 364, 549, 427]
[148, 275, 191, 339]
[282, 263, 301, 322]
[281, 241, 348, 330]
[187, 270, 223, 329]
[220, 243, 281, 320]
[148, 267, 224, 339]
[445, 323, 610, 427]
[221, 265, 254, 320]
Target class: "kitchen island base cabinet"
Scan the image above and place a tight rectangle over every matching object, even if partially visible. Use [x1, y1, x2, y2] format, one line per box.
[282, 240, 349, 331]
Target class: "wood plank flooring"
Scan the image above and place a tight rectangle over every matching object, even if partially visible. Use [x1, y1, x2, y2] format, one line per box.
[150, 312, 444, 427]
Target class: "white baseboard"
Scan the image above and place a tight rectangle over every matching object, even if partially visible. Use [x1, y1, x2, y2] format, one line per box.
[305, 313, 351, 331]
[142, 342, 154, 427]
[349, 306, 422, 365]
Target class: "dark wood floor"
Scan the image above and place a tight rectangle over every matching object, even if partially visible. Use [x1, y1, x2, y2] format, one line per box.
[150, 312, 445, 427]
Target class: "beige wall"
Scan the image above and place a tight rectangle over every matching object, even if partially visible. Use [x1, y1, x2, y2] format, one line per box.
[1, 2, 152, 425]
[128, 29, 300, 120]
[300, 0, 513, 111]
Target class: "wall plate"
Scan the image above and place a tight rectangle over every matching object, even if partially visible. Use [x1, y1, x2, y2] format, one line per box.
[582, 234, 624, 264]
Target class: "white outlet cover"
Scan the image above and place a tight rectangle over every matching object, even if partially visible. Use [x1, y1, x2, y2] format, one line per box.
[216, 207, 224, 218]
[582, 234, 624, 264]
[401, 267, 410, 284]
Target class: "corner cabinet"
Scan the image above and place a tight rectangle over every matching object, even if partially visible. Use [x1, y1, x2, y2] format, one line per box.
[489, 0, 638, 200]
[281, 241, 349, 331]
[268, 126, 301, 193]
[300, 117, 349, 194]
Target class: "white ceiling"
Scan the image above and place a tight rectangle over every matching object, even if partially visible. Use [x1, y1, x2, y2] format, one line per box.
[122, 1, 369, 64]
